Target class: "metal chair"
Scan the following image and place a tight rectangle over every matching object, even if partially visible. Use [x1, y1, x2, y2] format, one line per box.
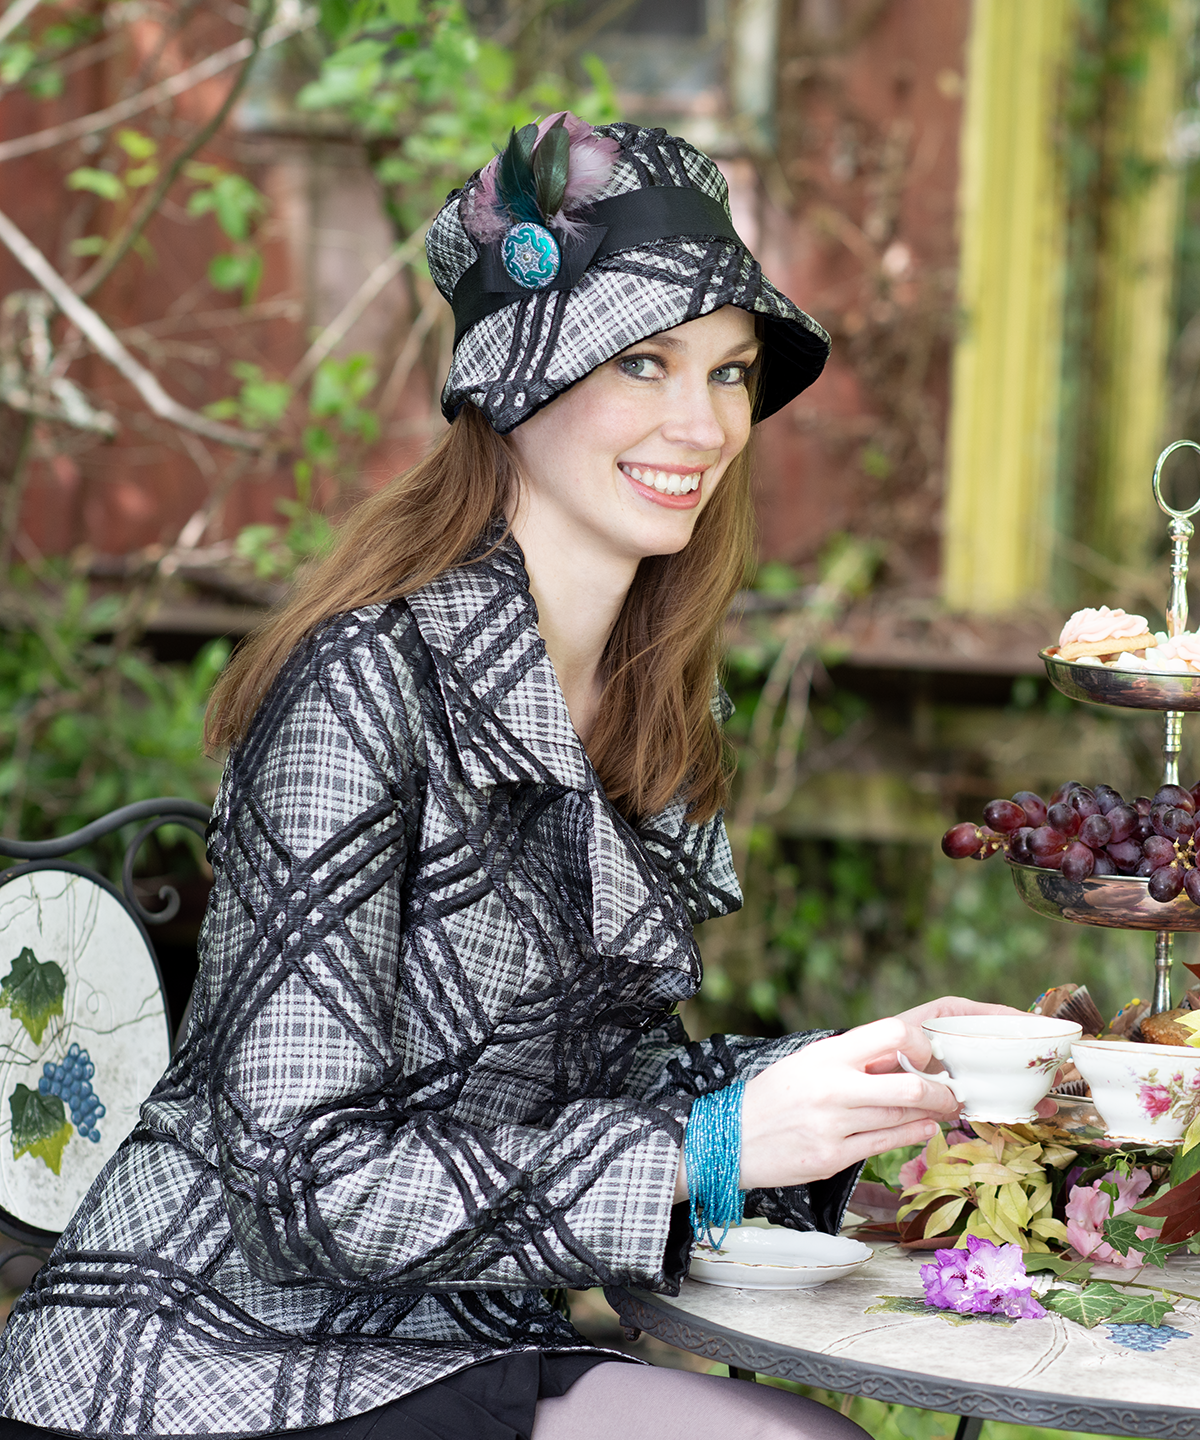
[0, 798, 210, 1275]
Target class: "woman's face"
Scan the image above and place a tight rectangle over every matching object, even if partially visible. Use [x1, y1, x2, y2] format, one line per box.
[505, 305, 758, 565]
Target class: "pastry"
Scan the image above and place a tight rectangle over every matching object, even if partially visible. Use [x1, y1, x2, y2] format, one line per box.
[1056, 607, 1157, 662]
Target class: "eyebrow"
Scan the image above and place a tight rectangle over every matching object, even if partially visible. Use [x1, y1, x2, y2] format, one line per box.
[622, 335, 762, 360]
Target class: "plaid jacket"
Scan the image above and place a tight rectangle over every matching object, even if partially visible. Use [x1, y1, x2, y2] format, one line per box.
[0, 536, 855, 1435]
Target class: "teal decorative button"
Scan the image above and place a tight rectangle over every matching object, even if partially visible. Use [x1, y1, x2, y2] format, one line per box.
[502, 222, 560, 289]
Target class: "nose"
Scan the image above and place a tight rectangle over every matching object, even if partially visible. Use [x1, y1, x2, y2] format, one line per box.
[659, 371, 727, 456]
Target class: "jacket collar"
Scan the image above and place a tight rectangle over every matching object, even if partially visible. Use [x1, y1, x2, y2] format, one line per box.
[403, 527, 592, 792]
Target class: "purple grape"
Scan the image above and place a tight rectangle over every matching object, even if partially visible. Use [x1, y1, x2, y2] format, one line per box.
[1047, 803, 1082, 837]
[1069, 789, 1101, 819]
[1093, 852, 1117, 876]
[1191, 781, 1200, 813]
[1030, 827, 1067, 869]
[1012, 791, 1047, 827]
[1093, 784, 1125, 814]
[1051, 781, 1084, 804]
[1135, 816, 1155, 843]
[942, 823, 983, 859]
[1078, 814, 1113, 849]
[1185, 868, 1200, 905]
[1134, 857, 1155, 877]
[1143, 834, 1177, 868]
[1107, 804, 1137, 844]
[1134, 796, 1154, 817]
[1155, 784, 1196, 815]
[1164, 807, 1195, 841]
[1008, 826, 1034, 865]
[1152, 804, 1175, 837]
[983, 799, 1027, 834]
[1062, 842, 1095, 882]
[1106, 839, 1143, 872]
[1149, 864, 1185, 902]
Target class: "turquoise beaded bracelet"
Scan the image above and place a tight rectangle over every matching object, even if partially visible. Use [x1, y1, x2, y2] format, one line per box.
[684, 1079, 745, 1250]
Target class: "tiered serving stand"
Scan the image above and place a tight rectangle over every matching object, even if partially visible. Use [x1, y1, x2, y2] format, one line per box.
[1009, 440, 1200, 1016]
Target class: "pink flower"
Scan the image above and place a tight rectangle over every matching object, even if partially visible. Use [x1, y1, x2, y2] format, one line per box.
[898, 1152, 926, 1187]
[1064, 1170, 1155, 1268]
[1139, 1084, 1172, 1119]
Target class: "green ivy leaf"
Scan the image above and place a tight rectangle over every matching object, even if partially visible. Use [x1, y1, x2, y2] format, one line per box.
[9, 1085, 72, 1175]
[66, 167, 124, 202]
[0, 947, 66, 1044]
[1104, 1213, 1176, 1270]
[1043, 1282, 1174, 1329]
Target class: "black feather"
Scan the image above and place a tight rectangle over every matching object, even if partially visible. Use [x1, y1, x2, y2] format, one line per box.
[532, 116, 569, 220]
[496, 123, 541, 226]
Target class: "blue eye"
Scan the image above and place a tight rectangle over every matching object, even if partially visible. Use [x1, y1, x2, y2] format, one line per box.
[618, 356, 660, 378]
[711, 364, 747, 385]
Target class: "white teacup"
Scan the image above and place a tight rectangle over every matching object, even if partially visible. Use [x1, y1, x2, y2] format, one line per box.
[1072, 1039, 1200, 1143]
[919, 1015, 1082, 1123]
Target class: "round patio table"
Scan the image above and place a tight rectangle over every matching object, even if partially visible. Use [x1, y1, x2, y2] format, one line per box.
[606, 1243, 1200, 1438]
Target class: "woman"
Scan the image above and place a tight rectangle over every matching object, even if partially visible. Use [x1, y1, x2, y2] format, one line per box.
[0, 117, 1011, 1439]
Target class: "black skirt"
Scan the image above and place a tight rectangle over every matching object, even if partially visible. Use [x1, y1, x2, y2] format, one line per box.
[0, 1350, 625, 1440]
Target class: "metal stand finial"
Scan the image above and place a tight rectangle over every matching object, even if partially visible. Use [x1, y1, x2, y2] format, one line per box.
[1149, 441, 1200, 1011]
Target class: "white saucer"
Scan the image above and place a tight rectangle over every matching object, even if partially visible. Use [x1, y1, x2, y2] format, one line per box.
[689, 1225, 874, 1290]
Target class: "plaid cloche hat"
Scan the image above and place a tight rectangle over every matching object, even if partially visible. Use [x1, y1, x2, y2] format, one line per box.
[426, 116, 830, 434]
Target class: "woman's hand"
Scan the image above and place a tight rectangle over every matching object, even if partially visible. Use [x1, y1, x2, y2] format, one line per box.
[733, 1016, 958, 1193]
[673, 997, 1056, 1202]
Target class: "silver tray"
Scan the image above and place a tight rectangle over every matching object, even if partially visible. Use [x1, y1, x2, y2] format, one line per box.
[1009, 858, 1200, 930]
[1041, 647, 1200, 711]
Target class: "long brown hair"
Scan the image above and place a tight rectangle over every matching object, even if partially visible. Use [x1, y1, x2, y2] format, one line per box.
[205, 403, 754, 823]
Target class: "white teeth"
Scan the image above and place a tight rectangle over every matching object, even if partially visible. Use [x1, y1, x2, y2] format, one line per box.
[622, 464, 703, 494]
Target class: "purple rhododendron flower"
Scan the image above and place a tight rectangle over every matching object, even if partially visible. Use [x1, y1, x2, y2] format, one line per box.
[1064, 1168, 1154, 1268]
[920, 1235, 1046, 1320]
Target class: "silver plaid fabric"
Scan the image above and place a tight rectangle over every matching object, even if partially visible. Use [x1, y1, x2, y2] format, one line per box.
[428, 123, 831, 433]
[0, 534, 855, 1435]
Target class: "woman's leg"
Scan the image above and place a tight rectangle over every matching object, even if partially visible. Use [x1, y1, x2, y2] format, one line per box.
[531, 1363, 872, 1440]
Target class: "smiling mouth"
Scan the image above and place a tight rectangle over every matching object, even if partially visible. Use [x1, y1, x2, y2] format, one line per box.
[618, 463, 703, 495]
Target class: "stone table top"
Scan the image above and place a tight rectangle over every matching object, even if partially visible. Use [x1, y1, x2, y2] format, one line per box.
[606, 1245, 1200, 1436]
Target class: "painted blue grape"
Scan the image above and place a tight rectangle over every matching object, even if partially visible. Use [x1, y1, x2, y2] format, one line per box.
[40, 1044, 104, 1141]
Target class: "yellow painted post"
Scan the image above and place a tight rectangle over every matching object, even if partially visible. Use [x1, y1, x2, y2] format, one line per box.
[1089, 3, 1188, 571]
[942, 0, 1070, 613]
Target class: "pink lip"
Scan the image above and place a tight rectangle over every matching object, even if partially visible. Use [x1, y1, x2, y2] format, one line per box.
[619, 461, 706, 510]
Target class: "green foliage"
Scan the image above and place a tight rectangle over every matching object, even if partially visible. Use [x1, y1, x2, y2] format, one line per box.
[1042, 1281, 1174, 1328]
[0, 572, 225, 876]
[185, 165, 268, 303]
[205, 363, 293, 429]
[0, 948, 66, 1046]
[310, 354, 379, 441]
[66, 167, 124, 202]
[296, 0, 617, 235]
[8, 1085, 71, 1175]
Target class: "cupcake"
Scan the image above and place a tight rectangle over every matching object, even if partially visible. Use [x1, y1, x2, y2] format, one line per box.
[1056, 606, 1157, 663]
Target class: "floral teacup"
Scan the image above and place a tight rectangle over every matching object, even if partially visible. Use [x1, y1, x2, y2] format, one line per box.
[1071, 1039, 1200, 1144]
[920, 1015, 1081, 1123]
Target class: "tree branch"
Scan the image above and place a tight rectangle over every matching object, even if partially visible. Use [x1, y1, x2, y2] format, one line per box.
[75, 3, 276, 299]
[0, 206, 263, 449]
[0, 0, 41, 47]
[0, 7, 314, 164]
[287, 223, 430, 388]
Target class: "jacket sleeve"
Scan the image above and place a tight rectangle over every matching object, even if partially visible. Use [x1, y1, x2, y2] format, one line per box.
[621, 1018, 862, 1240]
[199, 609, 689, 1295]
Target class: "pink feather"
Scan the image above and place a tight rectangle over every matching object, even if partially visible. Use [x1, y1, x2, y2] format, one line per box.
[461, 113, 619, 245]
